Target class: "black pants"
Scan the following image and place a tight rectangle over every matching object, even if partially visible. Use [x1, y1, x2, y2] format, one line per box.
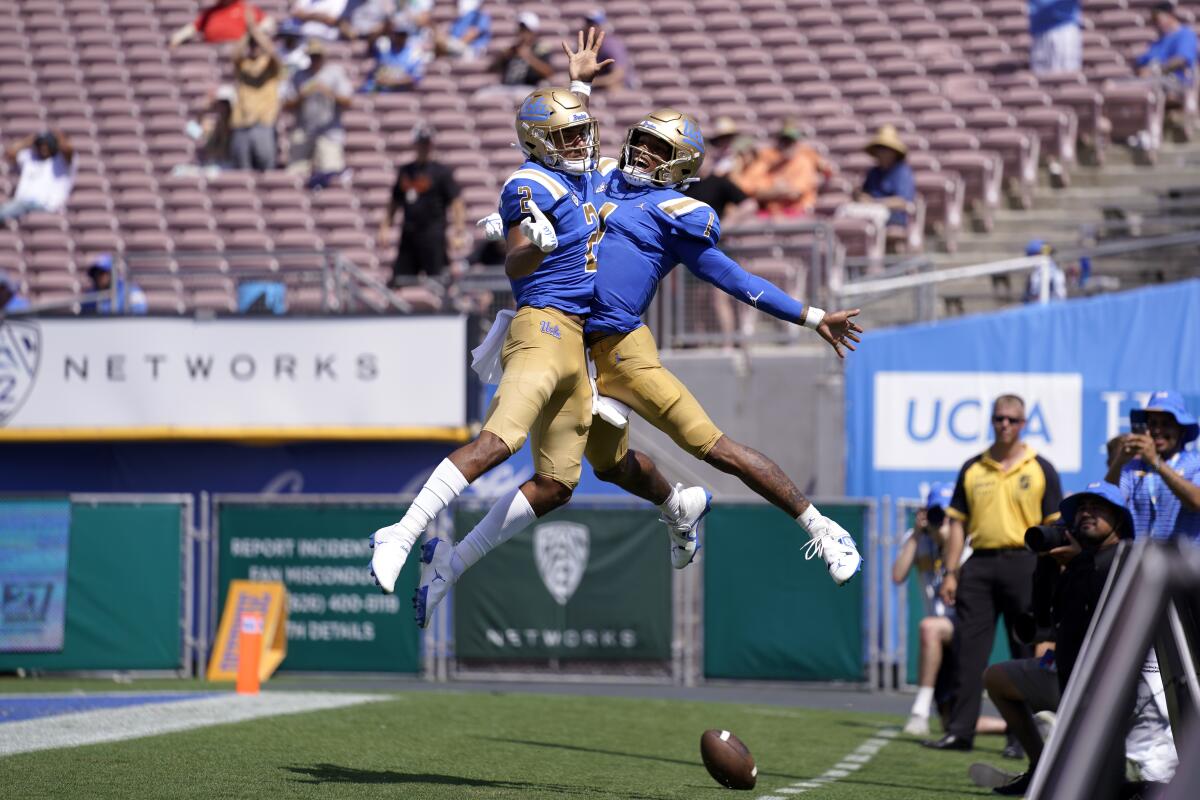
[947, 548, 1036, 740]
[393, 228, 447, 280]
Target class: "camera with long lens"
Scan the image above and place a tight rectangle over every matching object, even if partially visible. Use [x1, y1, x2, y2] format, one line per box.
[1025, 523, 1069, 552]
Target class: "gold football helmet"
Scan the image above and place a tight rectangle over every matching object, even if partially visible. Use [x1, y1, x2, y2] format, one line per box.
[618, 108, 706, 188]
[515, 88, 599, 175]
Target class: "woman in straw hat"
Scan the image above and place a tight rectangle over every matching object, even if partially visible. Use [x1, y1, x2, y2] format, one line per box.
[854, 124, 916, 247]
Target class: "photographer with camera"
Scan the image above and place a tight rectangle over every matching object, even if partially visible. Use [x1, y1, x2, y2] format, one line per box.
[895, 483, 1007, 737]
[1105, 391, 1200, 542]
[976, 482, 1176, 795]
[924, 395, 1063, 753]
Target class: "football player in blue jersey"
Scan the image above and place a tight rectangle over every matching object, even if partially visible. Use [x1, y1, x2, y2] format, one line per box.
[369, 33, 711, 626]
[482, 109, 866, 583]
[581, 108, 866, 584]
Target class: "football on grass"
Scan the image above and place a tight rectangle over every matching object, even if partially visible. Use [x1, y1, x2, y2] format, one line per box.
[700, 728, 758, 790]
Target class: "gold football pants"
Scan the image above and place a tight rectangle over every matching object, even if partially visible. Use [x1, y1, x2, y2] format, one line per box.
[584, 325, 723, 472]
[482, 306, 592, 489]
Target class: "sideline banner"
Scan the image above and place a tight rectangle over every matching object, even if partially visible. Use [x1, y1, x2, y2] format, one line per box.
[0, 500, 71, 653]
[846, 281, 1200, 501]
[216, 501, 421, 673]
[0, 316, 469, 440]
[453, 506, 672, 661]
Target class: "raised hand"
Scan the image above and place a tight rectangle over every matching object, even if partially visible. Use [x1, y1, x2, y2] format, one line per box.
[477, 212, 504, 242]
[563, 27, 614, 84]
[817, 308, 864, 359]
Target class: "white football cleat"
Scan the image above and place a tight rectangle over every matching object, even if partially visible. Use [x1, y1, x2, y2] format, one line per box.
[661, 484, 712, 569]
[903, 714, 930, 736]
[368, 522, 418, 595]
[801, 518, 863, 586]
[412, 537, 455, 629]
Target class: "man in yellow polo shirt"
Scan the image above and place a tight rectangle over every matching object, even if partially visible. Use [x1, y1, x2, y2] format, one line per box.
[923, 394, 1063, 752]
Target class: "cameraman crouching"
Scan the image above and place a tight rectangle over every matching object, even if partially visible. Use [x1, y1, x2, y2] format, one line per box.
[980, 482, 1133, 796]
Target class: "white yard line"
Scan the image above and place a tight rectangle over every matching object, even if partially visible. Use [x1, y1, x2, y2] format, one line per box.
[756, 727, 900, 798]
[0, 691, 386, 757]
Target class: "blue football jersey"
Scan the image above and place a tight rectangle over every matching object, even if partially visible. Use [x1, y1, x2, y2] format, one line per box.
[586, 165, 720, 335]
[499, 160, 600, 316]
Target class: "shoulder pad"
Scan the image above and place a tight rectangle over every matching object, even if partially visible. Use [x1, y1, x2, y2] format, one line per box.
[656, 196, 719, 244]
[597, 157, 619, 176]
[503, 166, 570, 202]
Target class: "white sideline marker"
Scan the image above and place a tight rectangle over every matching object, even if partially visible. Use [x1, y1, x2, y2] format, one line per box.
[0, 691, 386, 757]
[755, 727, 900, 799]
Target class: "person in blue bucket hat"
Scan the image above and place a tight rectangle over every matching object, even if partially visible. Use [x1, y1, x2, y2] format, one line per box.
[1105, 390, 1200, 541]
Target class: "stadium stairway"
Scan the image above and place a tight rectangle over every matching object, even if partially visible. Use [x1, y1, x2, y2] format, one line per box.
[862, 136, 1200, 327]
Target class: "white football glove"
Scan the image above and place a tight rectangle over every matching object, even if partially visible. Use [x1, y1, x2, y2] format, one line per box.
[476, 212, 504, 242]
[519, 199, 558, 254]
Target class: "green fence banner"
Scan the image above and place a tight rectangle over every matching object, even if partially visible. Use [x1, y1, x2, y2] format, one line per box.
[704, 503, 867, 681]
[0, 500, 184, 672]
[216, 501, 420, 673]
[454, 505, 671, 662]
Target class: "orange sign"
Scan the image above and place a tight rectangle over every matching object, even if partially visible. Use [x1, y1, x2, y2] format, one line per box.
[207, 581, 287, 683]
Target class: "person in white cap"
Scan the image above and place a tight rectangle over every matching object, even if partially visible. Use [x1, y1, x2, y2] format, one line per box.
[476, 10, 553, 103]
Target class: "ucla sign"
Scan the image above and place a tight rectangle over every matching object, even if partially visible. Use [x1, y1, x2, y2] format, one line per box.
[847, 280, 1200, 501]
[873, 371, 1082, 472]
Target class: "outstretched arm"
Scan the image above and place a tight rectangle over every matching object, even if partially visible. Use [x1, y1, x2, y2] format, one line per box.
[676, 237, 863, 357]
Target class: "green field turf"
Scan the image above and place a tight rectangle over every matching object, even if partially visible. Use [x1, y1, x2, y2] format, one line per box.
[0, 680, 1008, 799]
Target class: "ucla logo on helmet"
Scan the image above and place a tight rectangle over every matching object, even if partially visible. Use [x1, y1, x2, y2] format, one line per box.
[569, 112, 589, 122]
[679, 119, 704, 152]
[519, 97, 554, 122]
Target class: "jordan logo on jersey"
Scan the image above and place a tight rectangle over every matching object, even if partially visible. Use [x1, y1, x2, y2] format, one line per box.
[540, 320, 562, 339]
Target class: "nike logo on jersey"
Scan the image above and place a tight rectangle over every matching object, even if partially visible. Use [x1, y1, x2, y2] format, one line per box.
[746, 290, 765, 308]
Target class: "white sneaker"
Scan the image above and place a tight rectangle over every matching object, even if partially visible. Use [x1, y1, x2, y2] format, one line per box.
[801, 519, 863, 586]
[368, 521, 418, 594]
[412, 537, 455, 629]
[903, 714, 930, 736]
[661, 484, 711, 569]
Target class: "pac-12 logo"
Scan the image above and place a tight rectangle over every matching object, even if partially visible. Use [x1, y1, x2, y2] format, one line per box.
[0, 320, 41, 427]
[533, 522, 589, 606]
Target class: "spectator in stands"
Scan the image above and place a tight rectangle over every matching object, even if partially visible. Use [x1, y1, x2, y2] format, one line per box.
[582, 9, 633, 90]
[477, 12, 554, 103]
[924, 394, 1063, 753]
[687, 118, 751, 218]
[855, 125, 916, 240]
[338, 0, 395, 42]
[435, 0, 492, 60]
[1134, 2, 1198, 93]
[361, 19, 425, 92]
[895, 483, 1008, 738]
[276, 20, 312, 75]
[687, 117, 756, 349]
[171, 0, 268, 47]
[738, 119, 829, 217]
[230, 15, 283, 172]
[288, 0, 348, 42]
[0, 273, 30, 315]
[0, 130, 75, 222]
[380, 126, 466, 284]
[1022, 239, 1068, 303]
[81, 255, 147, 316]
[178, 85, 236, 176]
[1028, 0, 1082, 75]
[1106, 391, 1200, 541]
[284, 40, 354, 187]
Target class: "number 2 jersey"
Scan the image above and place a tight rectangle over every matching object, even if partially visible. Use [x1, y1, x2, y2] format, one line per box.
[585, 161, 810, 336]
[499, 159, 601, 316]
